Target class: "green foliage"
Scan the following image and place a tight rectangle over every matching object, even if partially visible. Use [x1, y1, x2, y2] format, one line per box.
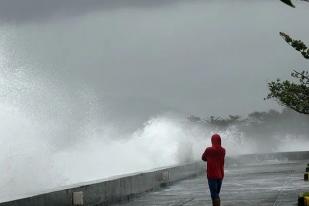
[266, 32, 309, 114]
[248, 109, 280, 121]
[188, 109, 309, 137]
[206, 115, 241, 128]
[187, 115, 201, 123]
[188, 109, 309, 151]
[187, 114, 242, 129]
[280, 32, 309, 59]
[266, 70, 309, 114]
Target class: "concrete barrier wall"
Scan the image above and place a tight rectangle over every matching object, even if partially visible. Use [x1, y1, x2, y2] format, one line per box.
[226, 151, 309, 166]
[0, 162, 205, 206]
[1, 151, 308, 206]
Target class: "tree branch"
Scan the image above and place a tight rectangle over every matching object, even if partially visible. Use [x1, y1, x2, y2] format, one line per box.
[279, 32, 309, 59]
[292, 70, 309, 80]
[280, 0, 309, 8]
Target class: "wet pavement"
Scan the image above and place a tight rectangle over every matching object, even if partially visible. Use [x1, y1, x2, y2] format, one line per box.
[113, 160, 309, 206]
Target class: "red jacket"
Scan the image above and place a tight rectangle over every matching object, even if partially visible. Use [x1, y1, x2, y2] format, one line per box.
[202, 134, 225, 179]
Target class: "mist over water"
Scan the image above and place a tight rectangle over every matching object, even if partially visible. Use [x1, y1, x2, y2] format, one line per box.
[0, 0, 309, 202]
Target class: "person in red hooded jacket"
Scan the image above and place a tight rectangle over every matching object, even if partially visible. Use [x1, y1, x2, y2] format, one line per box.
[202, 134, 225, 206]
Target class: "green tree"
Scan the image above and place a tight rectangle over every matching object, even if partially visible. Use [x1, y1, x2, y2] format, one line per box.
[266, 1, 309, 115]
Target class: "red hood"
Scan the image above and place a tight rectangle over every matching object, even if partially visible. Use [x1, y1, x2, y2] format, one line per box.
[211, 134, 221, 147]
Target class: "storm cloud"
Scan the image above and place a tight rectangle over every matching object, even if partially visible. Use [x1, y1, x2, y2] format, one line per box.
[0, 0, 203, 23]
[1, 0, 309, 121]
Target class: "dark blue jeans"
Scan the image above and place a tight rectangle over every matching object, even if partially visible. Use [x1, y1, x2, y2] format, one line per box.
[207, 178, 222, 200]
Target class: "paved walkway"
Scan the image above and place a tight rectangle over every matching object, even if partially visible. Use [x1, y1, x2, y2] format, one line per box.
[113, 160, 309, 206]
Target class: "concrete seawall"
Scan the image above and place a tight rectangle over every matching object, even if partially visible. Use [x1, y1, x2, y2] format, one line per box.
[0, 162, 205, 206]
[1, 151, 308, 206]
[226, 151, 309, 166]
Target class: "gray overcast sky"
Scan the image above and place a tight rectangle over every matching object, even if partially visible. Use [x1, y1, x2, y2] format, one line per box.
[1, 0, 309, 125]
[0, 0, 204, 23]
